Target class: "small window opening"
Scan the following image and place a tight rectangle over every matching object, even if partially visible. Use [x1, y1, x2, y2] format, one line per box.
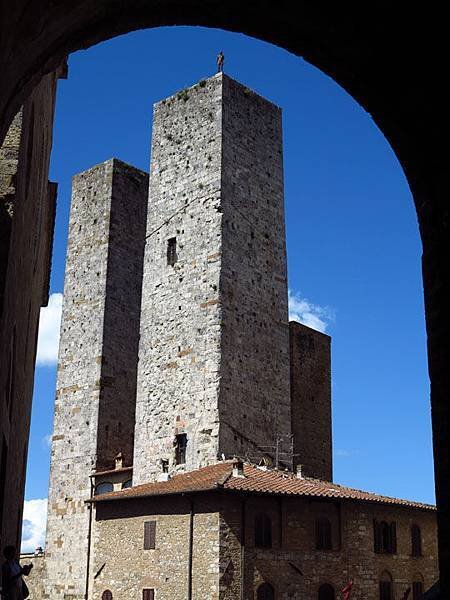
[379, 580, 392, 600]
[143, 590, 155, 600]
[413, 580, 423, 600]
[174, 433, 187, 465]
[102, 591, 113, 600]
[374, 520, 397, 554]
[167, 237, 177, 265]
[315, 517, 332, 550]
[318, 583, 335, 600]
[379, 571, 393, 600]
[255, 513, 272, 548]
[411, 524, 422, 556]
[161, 459, 169, 473]
[143, 521, 156, 550]
[95, 482, 113, 495]
[257, 582, 275, 600]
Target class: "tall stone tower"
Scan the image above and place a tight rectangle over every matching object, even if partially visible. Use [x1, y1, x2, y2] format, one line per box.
[45, 159, 148, 598]
[133, 73, 291, 483]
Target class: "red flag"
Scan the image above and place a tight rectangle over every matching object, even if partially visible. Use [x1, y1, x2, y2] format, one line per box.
[401, 588, 411, 600]
[342, 580, 353, 600]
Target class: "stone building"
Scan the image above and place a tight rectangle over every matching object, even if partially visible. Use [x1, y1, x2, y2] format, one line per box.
[88, 460, 437, 600]
[36, 73, 438, 599]
[0, 63, 65, 562]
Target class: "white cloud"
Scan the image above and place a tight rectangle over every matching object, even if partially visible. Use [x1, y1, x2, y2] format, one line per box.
[41, 434, 52, 449]
[21, 498, 47, 553]
[36, 293, 63, 366]
[288, 290, 334, 333]
[335, 449, 352, 458]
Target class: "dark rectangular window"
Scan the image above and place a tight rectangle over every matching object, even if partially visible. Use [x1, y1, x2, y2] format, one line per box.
[0, 436, 8, 524]
[143, 521, 156, 550]
[167, 237, 177, 266]
[315, 517, 332, 550]
[255, 514, 272, 548]
[175, 433, 187, 465]
[143, 589, 155, 600]
[411, 524, 422, 556]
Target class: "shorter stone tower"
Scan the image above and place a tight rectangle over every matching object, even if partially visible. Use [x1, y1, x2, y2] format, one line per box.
[45, 159, 148, 599]
[290, 321, 332, 480]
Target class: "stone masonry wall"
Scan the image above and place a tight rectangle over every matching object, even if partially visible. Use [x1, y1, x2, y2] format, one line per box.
[45, 159, 148, 599]
[219, 76, 290, 466]
[134, 75, 224, 483]
[90, 490, 437, 600]
[134, 73, 290, 483]
[219, 494, 438, 600]
[0, 69, 60, 560]
[91, 495, 220, 600]
[289, 321, 332, 480]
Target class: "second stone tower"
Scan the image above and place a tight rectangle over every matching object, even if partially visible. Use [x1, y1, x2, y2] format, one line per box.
[133, 73, 291, 483]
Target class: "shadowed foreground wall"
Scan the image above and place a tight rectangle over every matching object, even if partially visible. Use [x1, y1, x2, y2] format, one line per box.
[0, 67, 62, 559]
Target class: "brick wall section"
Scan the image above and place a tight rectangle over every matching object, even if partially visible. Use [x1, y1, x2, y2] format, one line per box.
[45, 159, 148, 599]
[134, 73, 290, 483]
[89, 490, 437, 600]
[90, 495, 220, 600]
[290, 321, 332, 480]
[0, 69, 59, 558]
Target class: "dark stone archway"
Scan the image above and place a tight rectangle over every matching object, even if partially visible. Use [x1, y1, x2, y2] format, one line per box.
[0, 1, 448, 591]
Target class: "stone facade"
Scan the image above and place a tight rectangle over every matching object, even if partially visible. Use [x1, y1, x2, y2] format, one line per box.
[134, 73, 291, 484]
[0, 67, 62, 562]
[44, 159, 148, 599]
[90, 488, 437, 600]
[289, 322, 332, 480]
[37, 73, 438, 600]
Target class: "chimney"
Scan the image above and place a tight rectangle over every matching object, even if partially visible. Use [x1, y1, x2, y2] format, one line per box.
[232, 458, 245, 478]
[296, 464, 304, 479]
[115, 452, 124, 470]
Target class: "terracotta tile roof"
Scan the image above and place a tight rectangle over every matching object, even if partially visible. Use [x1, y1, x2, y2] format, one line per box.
[90, 461, 435, 511]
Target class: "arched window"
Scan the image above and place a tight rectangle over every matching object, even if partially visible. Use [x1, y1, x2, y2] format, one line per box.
[411, 524, 422, 556]
[412, 574, 424, 600]
[257, 582, 275, 600]
[254, 513, 272, 548]
[95, 482, 114, 495]
[122, 479, 132, 489]
[318, 583, 335, 600]
[379, 571, 393, 600]
[315, 517, 332, 550]
[374, 520, 397, 554]
[102, 591, 113, 600]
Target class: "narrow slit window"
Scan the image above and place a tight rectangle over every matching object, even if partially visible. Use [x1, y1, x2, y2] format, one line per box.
[143, 521, 156, 550]
[174, 433, 187, 465]
[167, 237, 177, 265]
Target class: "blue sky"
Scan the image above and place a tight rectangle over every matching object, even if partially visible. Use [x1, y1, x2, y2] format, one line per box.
[22, 26, 434, 550]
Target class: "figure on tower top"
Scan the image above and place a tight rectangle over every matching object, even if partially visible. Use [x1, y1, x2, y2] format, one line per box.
[216, 50, 224, 72]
